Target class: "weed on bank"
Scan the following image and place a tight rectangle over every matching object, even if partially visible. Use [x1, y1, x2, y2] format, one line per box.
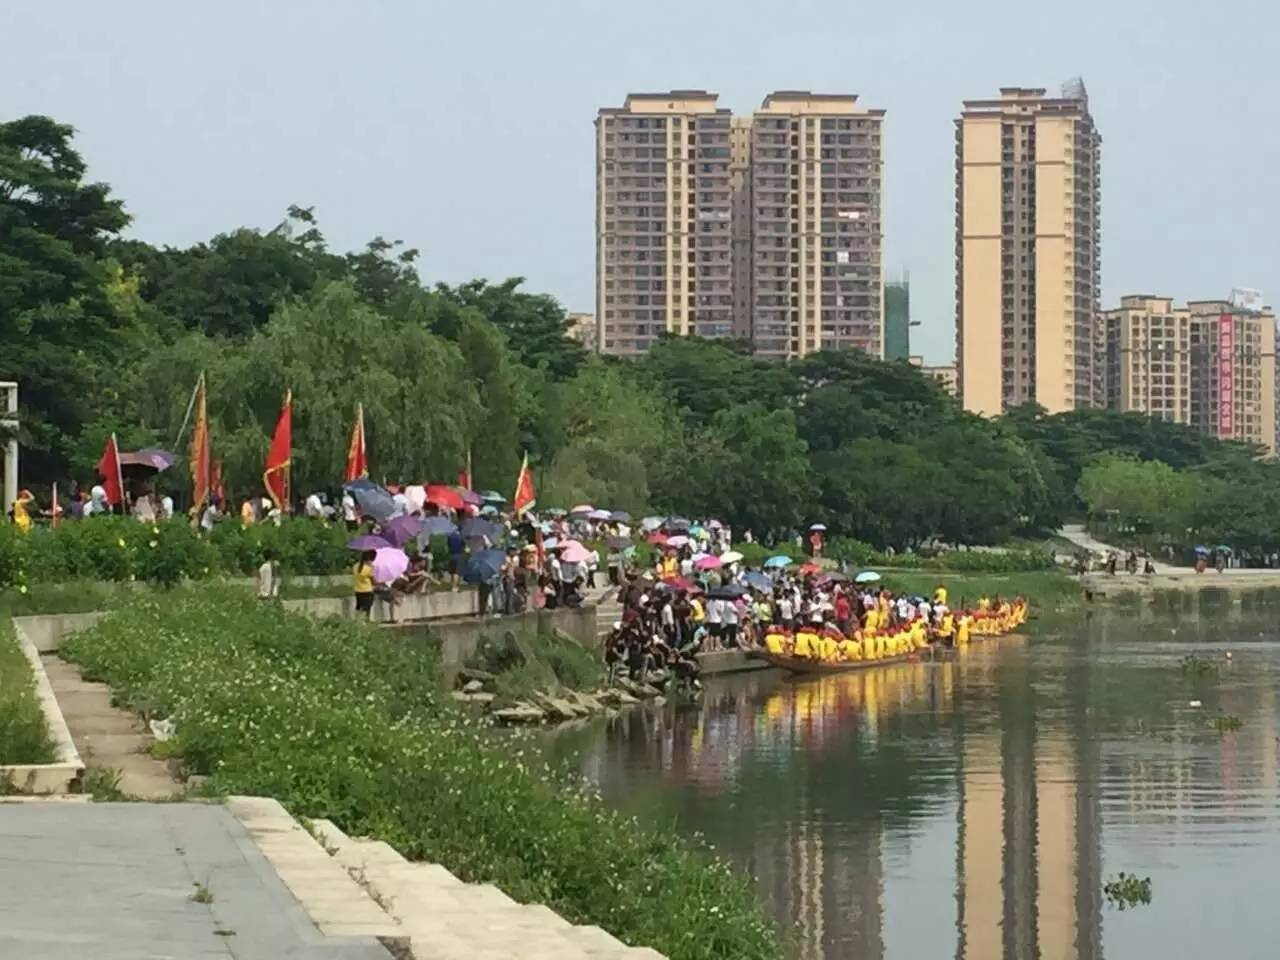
[61, 588, 779, 959]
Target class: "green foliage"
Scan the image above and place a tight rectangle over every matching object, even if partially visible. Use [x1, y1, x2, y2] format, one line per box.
[464, 631, 603, 706]
[1210, 713, 1243, 733]
[0, 619, 56, 764]
[1103, 872, 1152, 910]
[0, 517, 353, 590]
[1180, 654, 1219, 678]
[1077, 456, 1198, 534]
[62, 591, 777, 959]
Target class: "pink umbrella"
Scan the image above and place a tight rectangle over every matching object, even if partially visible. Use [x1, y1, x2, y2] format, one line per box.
[695, 555, 722, 571]
[557, 539, 585, 551]
[666, 535, 690, 549]
[372, 547, 410, 584]
[570, 504, 594, 515]
[560, 544, 592, 564]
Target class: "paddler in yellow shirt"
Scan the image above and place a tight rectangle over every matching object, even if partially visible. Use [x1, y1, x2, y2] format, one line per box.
[793, 623, 819, 659]
[955, 613, 971, 647]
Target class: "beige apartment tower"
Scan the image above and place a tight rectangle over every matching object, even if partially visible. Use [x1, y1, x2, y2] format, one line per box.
[597, 90, 884, 359]
[749, 92, 885, 358]
[596, 92, 737, 355]
[1099, 295, 1276, 454]
[956, 84, 1102, 415]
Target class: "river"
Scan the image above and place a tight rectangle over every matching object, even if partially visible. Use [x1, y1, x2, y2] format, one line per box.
[548, 589, 1280, 959]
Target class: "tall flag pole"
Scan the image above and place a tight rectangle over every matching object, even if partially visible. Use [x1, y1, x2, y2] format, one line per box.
[262, 390, 292, 512]
[512, 451, 536, 517]
[97, 432, 125, 510]
[344, 403, 368, 483]
[458, 447, 472, 491]
[188, 372, 211, 519]
[51, 481, 60, 529]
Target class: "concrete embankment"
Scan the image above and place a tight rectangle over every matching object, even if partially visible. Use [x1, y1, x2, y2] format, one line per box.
[1083, 570, 1280, 598]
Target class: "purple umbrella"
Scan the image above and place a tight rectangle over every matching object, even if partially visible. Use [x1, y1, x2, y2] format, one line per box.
[460, 489, 485, 506]
[347, 534, 392, 551]
[383, 514, 424, 548]
[419, 516, 459, 537]
[118, 448, 177, 479]
[372, 547, 410, 584]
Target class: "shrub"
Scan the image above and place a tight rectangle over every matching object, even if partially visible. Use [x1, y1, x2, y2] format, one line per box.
[0, 619, 56, 765]
[62, 590, 777, 959]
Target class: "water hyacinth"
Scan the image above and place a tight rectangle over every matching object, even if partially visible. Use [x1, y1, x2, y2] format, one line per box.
[62, 588, 780, 959]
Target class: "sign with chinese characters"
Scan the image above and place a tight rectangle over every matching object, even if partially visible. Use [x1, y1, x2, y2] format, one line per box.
[1218, 313, 1234, 437]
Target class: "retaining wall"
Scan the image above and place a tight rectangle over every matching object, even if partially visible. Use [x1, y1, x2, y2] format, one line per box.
[1, 623, 84, 793]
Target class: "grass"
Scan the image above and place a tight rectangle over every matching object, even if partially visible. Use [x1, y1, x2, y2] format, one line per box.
[0, 618, 56, 764]
[189, 882, 215, 904]
[466, 631, 604, 706]
[1103, 872, 1152, 910]
[80, 766, 127, 801]
[880, 569, 1081, 611]
[61, 588, 777, 960]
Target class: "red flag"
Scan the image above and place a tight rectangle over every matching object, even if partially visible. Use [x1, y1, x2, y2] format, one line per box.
[262, 390, 292, 511]
[211, 459, 225, 505]
[188, 373, 211, 512]
[96, 433, 124, 507]
[512, 452, 536, 516]
[344, 403, 368, 483]
[535, 525, 546, 569]
[457, 447, 472, 491]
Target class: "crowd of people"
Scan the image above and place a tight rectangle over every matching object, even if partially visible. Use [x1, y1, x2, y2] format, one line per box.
[605, 543, 1030, 687]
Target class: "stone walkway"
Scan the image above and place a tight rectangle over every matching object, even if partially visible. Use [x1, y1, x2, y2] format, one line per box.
[0, 802, 394, 959]
[40, 655, 182, 799]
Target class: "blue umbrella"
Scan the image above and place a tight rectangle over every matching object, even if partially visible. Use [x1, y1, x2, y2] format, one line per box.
[641, 516, 665, 531]
[478, 490, 506, 503]
[382, 514, 424, 548]
[664, 517, 691, 531]
[743, 571, 772, 590]
[344, 477, 382, 493]
[1194, 546, 1209, 554]
[463, 549, 507, 584]
[764, 555, 792, 568]
[461, 517, 501, 540]
[481, 504, 499, 515]
[543, 537, 560, 549]
[350, 488, 394, 527]
[855, 571, 882, 584]
[610, 510, 632, 522]
[419, 516, 458, 537]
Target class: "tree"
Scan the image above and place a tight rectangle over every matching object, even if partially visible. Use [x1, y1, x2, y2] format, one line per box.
[434, 279, 586, 379]
[0, 115, 132, 480]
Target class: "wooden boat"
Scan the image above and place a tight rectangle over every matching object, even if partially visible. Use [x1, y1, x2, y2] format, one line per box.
[749, 648, 925, 674]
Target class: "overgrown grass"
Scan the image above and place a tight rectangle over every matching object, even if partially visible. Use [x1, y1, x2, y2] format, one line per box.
[0, 619, 56, 764]
[467, 631, 604, 705]
[61, 589, 777, 959]
[881, 569, 1080, 611]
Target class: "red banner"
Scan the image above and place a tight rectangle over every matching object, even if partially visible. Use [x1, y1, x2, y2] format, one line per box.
[263, 390, 292, 511]
[344, 403, 368, 483]
[512, 452, 536, 516]
[1218, 314, 1234, 437]
[96, 433, 124, 506]
[188, 373, 211, 511]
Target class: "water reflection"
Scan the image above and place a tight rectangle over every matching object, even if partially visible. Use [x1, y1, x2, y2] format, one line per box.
[550, 591, 1280, 959]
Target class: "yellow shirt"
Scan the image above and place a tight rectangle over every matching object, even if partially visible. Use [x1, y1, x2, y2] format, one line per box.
[794, 632, 817, 659]
[241, 500, 256, 525]
[977, 595, 990, 611]
[839, 639, 862, 661]
[353, 561, 374, 594]
[765, 633, 786, 655]
[934, 586, 948, 605]
[12, 498, 31, 533]
[864, 609, 879, 634]
[690, 598, 705, 622]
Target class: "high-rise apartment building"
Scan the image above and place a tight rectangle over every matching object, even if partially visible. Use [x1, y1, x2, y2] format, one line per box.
[1099, 296, 1193, 423]
[595, 92, 736, 356]
[1187, 299, 1276, 453]
[884, 277, 911, 361]
[956, 84, 1102, 415]
[596, 90, 884, 359]
[1098, 294, 1277, 454]
[749, 92, 885, 358]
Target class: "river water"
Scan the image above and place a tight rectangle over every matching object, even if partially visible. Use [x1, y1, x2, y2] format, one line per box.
[549, 590, 1280, 959]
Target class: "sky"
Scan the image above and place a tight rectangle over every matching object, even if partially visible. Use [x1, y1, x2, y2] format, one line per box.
[5, 0, 1278, 362]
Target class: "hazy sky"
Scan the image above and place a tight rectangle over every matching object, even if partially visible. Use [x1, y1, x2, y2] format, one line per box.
[6, 0, 1277, 361]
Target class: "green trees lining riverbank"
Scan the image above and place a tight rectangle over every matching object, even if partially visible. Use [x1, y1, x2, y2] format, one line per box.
[5, 114, 1274, 552]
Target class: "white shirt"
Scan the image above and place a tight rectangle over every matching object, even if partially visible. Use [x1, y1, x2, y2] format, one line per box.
[777, 597, 794, 621]
[305, 493, 324, 518]
[679, 558, 693, 578]
[706, 599, 723, 625]
[160, 496, 174, 519]
[342, 493, 357, 522]
[200, 504, 219, 531]
[660, 605, 675, 628]
[391, 493, 408, 518]
[722, 601, 739, 626]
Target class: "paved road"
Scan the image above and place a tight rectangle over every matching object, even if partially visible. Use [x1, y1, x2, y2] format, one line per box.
[0, 802, 390, 960]
[1058, 524, 1189, 574]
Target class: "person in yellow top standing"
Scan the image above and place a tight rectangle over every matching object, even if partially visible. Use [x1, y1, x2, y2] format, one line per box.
[977, 593, 990, 612]
[353, 550, 376, 619]
[863, 606, 880, 636]
[764, 630, 787, 656]
[241, 497, 257, 526]
[939, 610, 955, 645]
[839, 635, 862, 661]
[11, 490, 34, 533]
[955, 614, 971, 647]
[933, 584, 948, 606]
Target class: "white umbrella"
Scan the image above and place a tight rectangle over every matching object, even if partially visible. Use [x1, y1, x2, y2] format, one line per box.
[404, 484, 427, 514]
[855, 571, 881, 584]
[720, 550, 744, 564]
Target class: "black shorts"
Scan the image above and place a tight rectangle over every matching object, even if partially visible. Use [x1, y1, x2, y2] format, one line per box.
[355, 592, 374, 613]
